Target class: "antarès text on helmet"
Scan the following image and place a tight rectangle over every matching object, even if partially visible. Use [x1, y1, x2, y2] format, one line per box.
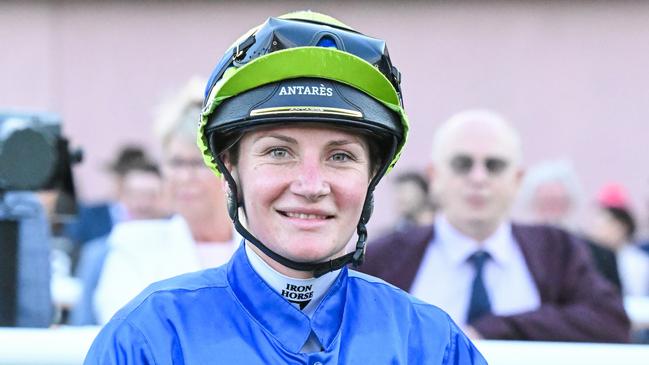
[278, 84, 333, 97]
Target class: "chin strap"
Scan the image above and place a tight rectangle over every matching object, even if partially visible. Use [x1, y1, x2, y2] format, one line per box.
[230, 208, 365, 278]
[213, 135, 395, 278]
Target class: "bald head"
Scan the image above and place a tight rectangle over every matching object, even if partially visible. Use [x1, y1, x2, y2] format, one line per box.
[428, 109, 525, 241]
[430, 109, 523, 168]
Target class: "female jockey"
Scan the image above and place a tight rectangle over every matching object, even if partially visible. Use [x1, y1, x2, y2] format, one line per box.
[85, 11, 486, 364]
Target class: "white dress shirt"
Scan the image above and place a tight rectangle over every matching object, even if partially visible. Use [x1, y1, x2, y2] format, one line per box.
[410, 215, 540, 326]
[617, 244, 649, 297]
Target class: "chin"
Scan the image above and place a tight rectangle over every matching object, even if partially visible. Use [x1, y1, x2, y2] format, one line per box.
[281, 238, 345, 264]
[284, 247, 333, 264]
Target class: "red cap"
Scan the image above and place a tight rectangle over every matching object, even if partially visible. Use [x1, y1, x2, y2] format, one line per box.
[597, 183, 630, 209]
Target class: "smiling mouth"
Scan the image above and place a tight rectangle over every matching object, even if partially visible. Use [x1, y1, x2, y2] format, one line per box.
[278, 211, 334, 220]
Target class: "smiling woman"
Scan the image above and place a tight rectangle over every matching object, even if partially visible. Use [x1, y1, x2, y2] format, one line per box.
[230, 125, 371, 276]
[84, 11, 486, 365]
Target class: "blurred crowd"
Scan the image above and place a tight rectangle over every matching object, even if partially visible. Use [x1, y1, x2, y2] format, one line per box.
[2, 80, 649, 345]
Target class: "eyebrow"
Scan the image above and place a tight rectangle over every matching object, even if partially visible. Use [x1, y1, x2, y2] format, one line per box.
[253, 134, 364, 148]
[328, 139, 363, 148]
[254, 134, 297, 144]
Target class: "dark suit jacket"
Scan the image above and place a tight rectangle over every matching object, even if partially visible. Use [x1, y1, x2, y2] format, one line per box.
[639, 240, 649, 256]
[360, 223, 630, 343]
[584, 238, 622, 291]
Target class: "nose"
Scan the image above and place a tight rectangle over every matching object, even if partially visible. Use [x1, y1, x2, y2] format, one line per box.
[467, 160, 489, 185]
[290, 156, 331, 201]
[174, 165, 194, 183]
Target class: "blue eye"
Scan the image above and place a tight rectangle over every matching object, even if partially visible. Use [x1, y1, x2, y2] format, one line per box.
[270, 148, 288, 158]
[331, 153, 350, 162]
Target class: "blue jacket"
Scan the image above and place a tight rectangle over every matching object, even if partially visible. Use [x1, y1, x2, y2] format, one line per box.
[85, 246, 486, 364]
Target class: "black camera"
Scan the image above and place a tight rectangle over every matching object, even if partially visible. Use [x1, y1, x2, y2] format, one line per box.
[0, 111, 81, 193]
[0, 111, 81, 327]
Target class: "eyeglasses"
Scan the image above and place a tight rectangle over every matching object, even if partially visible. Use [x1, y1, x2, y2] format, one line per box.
[449, 154, 509, 176]
[165, 158, 207, 171]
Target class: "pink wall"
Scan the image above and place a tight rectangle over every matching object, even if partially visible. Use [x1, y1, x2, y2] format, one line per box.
[2, 1, 648, 234]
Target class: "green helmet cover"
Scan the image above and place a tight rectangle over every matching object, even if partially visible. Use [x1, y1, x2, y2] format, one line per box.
[198, 14, 409, 177]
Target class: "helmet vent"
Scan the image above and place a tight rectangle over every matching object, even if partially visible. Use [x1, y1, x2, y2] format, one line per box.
[316, 36, 337, 49]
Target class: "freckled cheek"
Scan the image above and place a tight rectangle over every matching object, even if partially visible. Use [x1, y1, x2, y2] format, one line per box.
[242, 174, 289, 212]
[332, 177, 368, 217]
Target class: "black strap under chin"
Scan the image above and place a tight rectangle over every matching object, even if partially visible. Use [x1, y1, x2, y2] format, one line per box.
[231, 213, 363, 278]
[213, 135, 396, 278]
[214, 156, 366, 278]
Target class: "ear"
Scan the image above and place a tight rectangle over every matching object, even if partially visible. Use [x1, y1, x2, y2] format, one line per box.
[514, 167, 526, 188]
[426, 163, 436, 187]
[220, 164, 241, 221]
[221, 158, 240, 199]
[221, 150, 234, 172]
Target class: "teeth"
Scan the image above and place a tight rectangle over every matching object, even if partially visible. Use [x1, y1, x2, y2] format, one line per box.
[285, 212, 327, 220]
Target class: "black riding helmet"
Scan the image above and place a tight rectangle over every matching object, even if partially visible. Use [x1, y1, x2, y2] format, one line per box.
[198, 11, 409, 277]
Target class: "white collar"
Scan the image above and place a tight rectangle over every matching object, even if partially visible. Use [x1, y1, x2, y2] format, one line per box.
[435, 214, 516, 268]
[244, 243, 341, 317]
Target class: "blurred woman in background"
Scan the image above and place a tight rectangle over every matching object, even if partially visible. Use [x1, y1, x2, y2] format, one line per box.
[92, 78, 236, 324]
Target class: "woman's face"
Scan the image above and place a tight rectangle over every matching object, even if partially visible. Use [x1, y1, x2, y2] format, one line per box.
[163, 135, 225, 219]
[228, 125, 372, 272]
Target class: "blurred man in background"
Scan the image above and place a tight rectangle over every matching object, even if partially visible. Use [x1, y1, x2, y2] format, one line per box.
[516, 160, 583, 230]
[56, 145, 167, 324]
[70, 156, 165, 325]
[516, 160, 621, 290]
[63, 145, 165, 250]
[362, 109, 630, 342]
[392, 171, 436, 231]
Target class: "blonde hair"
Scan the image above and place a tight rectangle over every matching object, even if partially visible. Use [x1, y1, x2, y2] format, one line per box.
[153, 76, 206, 150]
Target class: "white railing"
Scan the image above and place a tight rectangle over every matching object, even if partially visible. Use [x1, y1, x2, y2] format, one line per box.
[0, 326, 99, 365]
[0, 326, 648, 365]
[475, 340, 649, 365]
